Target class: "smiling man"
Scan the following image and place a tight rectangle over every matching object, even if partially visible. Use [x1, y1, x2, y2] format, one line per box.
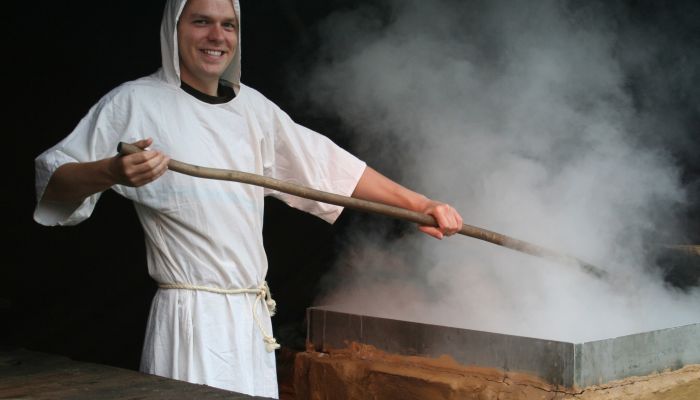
[33, 0, 463, 397]
[177, 0, 238, 96]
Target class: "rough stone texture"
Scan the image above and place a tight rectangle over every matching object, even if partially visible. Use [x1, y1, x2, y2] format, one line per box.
[277, 347, 297, 400]
[295, 343, 572, 400]
[294, 343, 700, 400]
[574, 364, 700, 400]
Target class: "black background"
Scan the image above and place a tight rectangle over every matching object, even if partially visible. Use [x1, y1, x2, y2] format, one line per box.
[6, 0, 369, 369]
[5, 0, 700, 371]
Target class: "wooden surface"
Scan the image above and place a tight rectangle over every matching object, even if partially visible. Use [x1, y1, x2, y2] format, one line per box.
[0, 348, 271, 400]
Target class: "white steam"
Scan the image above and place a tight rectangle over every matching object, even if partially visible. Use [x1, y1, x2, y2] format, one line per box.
[297, 0, 699, 341]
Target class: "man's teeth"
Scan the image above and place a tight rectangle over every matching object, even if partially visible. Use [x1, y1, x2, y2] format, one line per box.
[203, 50, 223, 56]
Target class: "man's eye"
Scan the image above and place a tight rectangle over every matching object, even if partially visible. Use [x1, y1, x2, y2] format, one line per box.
[223, 22, 237, 30]
[193, 19, 208, 25]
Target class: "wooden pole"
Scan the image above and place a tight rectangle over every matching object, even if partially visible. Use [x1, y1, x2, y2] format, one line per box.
[118, 142, 607, 279]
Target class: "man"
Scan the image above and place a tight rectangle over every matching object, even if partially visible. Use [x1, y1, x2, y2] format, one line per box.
[34, 0, 463, 397]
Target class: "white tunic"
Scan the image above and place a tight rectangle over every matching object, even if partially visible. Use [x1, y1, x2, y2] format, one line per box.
[33, 70, 366, 397]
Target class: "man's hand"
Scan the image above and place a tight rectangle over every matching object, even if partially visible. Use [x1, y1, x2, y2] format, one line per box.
[417, 200, 463, 240]
[42, 138, 170, 203]
[352, 166, 464, 240]
[108, 138, 170, 187]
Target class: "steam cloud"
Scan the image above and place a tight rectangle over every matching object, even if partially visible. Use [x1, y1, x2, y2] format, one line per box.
[294, 0, 700, 341]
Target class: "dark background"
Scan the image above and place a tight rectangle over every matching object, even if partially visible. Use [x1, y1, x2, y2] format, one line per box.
[6, 0, 373, 369]
[5, 0, 700, 371]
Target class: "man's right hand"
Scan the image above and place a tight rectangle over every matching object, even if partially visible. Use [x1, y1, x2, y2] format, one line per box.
[42, 138, 170, 203]
[108, 138, 170, 187]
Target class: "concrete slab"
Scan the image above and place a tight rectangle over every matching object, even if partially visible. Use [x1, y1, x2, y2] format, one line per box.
[574, 322, 700, 387]
[307, 306, 700, 389]
[308, 307, 575, 386]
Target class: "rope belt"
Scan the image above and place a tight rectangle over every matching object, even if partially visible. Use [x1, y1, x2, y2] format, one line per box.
[158, 281, 281, 352]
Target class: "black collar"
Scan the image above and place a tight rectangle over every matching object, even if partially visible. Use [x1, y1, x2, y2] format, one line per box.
[180, 80, 236, 104]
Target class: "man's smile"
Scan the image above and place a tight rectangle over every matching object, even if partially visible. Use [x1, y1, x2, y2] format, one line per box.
[201, 49, 225, 57]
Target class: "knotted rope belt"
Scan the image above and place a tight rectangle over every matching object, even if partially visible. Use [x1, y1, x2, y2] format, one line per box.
[157, 281, 281, 352]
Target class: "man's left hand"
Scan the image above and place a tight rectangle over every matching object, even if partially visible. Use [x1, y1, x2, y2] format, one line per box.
[418, 200, 463, 240]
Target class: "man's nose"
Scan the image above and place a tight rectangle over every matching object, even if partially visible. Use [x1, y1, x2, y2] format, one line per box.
[207, 24, 225, 41]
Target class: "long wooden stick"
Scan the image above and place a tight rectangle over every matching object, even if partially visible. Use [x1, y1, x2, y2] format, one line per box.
[118, 142, 607, 278]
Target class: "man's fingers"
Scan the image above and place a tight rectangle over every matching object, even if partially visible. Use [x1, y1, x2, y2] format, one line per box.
[108, 139, 170, 187]
[114, 151, 170, 186]
[422, 202, 463, 238]
[152, 155, 171, 178]
[419, 226, 444, 240]
[131, 137, 153, 150]
[129, 157, 170, 185]
[439, 208, 462, 235]
[431, 205, 458, 233]
[432, 206, 451, 229]
[123, 151, 165, 174]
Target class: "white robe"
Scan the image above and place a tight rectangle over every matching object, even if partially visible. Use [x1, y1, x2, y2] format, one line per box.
[34, 70, 366, 397]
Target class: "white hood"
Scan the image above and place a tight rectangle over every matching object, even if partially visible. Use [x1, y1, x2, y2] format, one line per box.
[160, 0, 242, 94]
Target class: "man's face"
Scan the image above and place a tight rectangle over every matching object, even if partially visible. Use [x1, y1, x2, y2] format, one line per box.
[177, 0, 238, 93]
